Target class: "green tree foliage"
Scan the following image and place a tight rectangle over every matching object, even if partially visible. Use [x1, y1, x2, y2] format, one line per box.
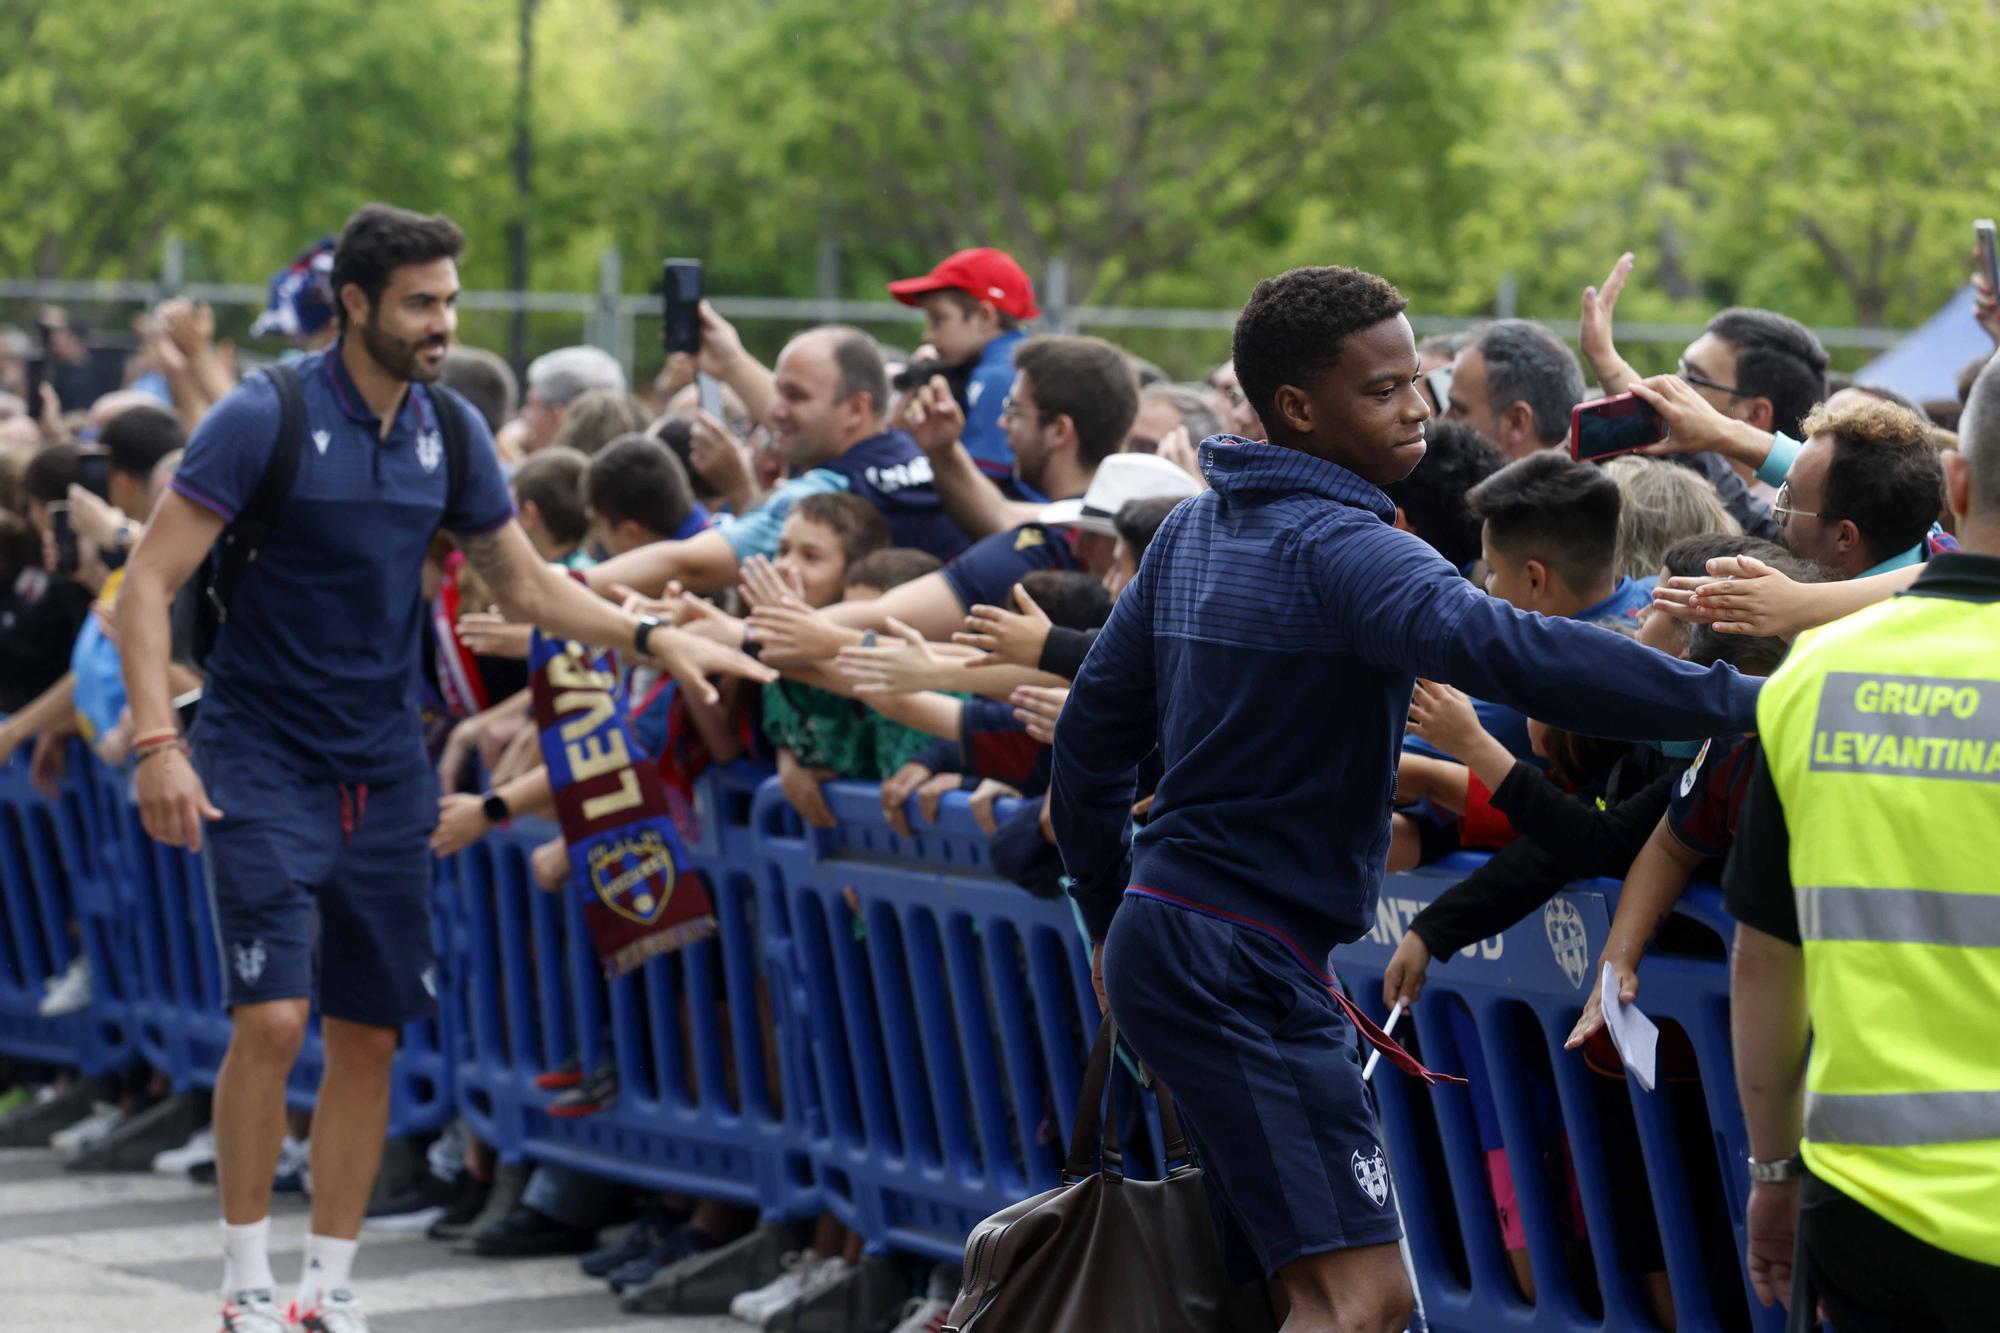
[1, 0, 1991, 362]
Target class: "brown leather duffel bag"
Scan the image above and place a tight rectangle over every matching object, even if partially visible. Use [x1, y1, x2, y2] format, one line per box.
[942, 1014, 1278, 1332]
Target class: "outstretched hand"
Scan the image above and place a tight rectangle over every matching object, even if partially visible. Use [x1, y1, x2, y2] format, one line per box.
[1579, 252, 1640, 396]
[1652, 554, 1801, 637]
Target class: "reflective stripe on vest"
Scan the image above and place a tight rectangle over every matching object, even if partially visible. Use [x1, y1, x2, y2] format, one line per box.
[1808, 1088, 2000, 1147]
[1798, 886, 2000, 946]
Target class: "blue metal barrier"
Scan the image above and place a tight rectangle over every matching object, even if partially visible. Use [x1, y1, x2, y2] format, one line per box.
[450, 761, 820, 1218]
[1337, 858, 1776, 1333]
[0, 746, 132, 1075]
[751, 779, 1100, 1262]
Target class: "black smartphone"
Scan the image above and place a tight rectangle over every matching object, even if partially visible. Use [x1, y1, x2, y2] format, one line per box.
[22, 356, 45, 413]
[662, 258, 702, 356]
[1570, 393, 1667, 462]
[1976, 219, 1998, 297]
[48, 501, 79, 575]
[76, 450, 112, 500]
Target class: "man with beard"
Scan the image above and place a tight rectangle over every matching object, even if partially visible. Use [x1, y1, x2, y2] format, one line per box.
[116, 203, 773, 1333]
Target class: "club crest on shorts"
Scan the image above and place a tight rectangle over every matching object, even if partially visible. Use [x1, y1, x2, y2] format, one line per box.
[1352, 1147, 1389, 1208]
[1544, 898, 1590, 990]
[417, 428, 443, 474]
[232, 940, 267, 986]
[587, 830, 678, 925]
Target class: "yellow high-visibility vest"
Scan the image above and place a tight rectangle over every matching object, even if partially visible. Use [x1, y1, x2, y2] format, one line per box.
[1758, 589, 2000, 1265]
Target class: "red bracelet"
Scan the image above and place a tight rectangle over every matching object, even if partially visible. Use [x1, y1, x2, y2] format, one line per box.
[132, 728, 180, 748]
[134, 738, 187, 765]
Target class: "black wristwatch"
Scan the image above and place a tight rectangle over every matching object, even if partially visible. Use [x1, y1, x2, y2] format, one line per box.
[634, 614, 665, 659]
[481, 793, 511, 826]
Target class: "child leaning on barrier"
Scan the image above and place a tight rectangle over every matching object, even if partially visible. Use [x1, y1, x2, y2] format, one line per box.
[748, 495, 945, 828]
[1382, 535, 1805, 1004]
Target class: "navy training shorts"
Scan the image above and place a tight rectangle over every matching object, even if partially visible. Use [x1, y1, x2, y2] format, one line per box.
[1104, 890, 1404, 1283]
[195, 734, 441, 1029]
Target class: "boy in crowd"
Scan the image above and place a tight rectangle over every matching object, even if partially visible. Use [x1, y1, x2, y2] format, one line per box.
[887, 248, 1040, 495]
[1391, 449, 1658, 868]
[754, 494, 938, 827]
[510, 446, 593, 567]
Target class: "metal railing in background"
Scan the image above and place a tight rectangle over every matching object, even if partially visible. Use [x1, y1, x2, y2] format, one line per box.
[0, 244, 1916, 386]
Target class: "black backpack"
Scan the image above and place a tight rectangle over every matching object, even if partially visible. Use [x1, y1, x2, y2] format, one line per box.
[178, 362, 472, 666]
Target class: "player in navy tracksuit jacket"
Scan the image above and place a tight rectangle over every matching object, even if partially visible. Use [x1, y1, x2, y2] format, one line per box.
[1049, 267, 1760, 1329]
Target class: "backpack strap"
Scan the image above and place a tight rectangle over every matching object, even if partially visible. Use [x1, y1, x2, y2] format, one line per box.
[206, 363, 305, 630]
[427, 382, 471, 529]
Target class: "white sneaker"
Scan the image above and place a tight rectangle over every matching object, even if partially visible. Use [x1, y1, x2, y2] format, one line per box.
[37, 956, 92, 1017]
[791, 1254, 852, 1306]
[49, 1101, 121, 1156]
[728, 1251, 835, 1323]
[152, 1124, 217, 1175]
[294, 1287, 369, 1332]
[219, 1288, 287, 1332]
[888, 1297, 953, 1333]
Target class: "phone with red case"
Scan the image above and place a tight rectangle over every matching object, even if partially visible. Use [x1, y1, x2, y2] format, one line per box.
[1570, 392, 1667, 463]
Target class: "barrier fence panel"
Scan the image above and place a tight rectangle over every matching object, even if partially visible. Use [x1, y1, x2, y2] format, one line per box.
[1336, 858, 1776, 1333]
[751, 778, 1102, 1263]
[450, 762, 820, 1220]
[0, 746, 131, 1074]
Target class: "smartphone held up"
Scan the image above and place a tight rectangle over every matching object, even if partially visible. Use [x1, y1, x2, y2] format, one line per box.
[662, 257, 723, 418]
[1570, 393, 1667, 463]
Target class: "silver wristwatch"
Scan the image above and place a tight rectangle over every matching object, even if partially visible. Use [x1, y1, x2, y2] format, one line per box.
[1747, 1153, 1801, 1183]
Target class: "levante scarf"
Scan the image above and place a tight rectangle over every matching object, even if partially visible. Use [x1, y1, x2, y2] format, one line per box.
[529, 630, 716, 976]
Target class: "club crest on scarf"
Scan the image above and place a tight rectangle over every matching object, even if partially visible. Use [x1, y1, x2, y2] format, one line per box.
[530, 630, 716, 976]
[587, 830, 678, 925]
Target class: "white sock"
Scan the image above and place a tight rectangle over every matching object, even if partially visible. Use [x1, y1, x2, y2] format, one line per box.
[295, 1233, 360, 1311]
[221, 1217, 274, 1297]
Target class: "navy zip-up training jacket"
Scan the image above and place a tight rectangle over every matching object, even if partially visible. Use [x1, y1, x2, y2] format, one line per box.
[1049, 437, 1762, 973]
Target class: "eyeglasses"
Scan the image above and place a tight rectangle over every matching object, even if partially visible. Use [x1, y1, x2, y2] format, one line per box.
[1772, 480, 1827, 525]
[1678, 358, 1748, 399]
[999, 396, 1041, 427]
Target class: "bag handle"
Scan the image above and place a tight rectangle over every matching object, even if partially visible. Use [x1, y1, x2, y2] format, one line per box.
[1062, 1012, 1199, 1183]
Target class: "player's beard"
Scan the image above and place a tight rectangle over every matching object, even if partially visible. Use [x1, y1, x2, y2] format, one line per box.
[359, 313, 447, 383]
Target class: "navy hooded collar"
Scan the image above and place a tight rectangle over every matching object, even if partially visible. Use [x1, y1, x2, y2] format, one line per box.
[1197, 435, 1397, 524]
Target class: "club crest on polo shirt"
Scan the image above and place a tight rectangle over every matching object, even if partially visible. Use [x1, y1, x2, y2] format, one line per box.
[311, 429, 331, 455]
[233, 940, 268, 986]
[417, 428, 443, 474]
[1351, 1146, 1389, 1207]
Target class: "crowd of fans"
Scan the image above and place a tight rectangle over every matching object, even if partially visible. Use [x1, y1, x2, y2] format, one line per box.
[0, 235, 1993, 1331]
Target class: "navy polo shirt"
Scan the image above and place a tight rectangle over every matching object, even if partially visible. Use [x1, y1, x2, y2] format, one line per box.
[172, 344, 515, 780]
[940, 522, 1080, 612]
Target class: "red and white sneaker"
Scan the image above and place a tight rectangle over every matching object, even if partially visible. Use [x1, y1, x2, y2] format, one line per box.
[292, 1288, 369, 1332]
[219, 1289, 287, 1333]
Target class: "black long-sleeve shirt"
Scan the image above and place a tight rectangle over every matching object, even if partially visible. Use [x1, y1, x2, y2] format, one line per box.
[1408, 748, 1683, 960]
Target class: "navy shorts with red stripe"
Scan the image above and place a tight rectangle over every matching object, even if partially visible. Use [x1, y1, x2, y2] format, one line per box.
[195, 731, 440, 1029]
[1102, 889, 1404, 1284]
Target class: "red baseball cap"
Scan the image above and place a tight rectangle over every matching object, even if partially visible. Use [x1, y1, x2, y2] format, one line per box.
[887, 248, 1041, 321]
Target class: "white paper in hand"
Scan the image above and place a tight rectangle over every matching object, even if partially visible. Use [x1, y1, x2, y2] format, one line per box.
[1600, 961, 1659, 1092]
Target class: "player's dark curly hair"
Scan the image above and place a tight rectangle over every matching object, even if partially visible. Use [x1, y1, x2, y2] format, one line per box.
[1231, 266, 1408, 434]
